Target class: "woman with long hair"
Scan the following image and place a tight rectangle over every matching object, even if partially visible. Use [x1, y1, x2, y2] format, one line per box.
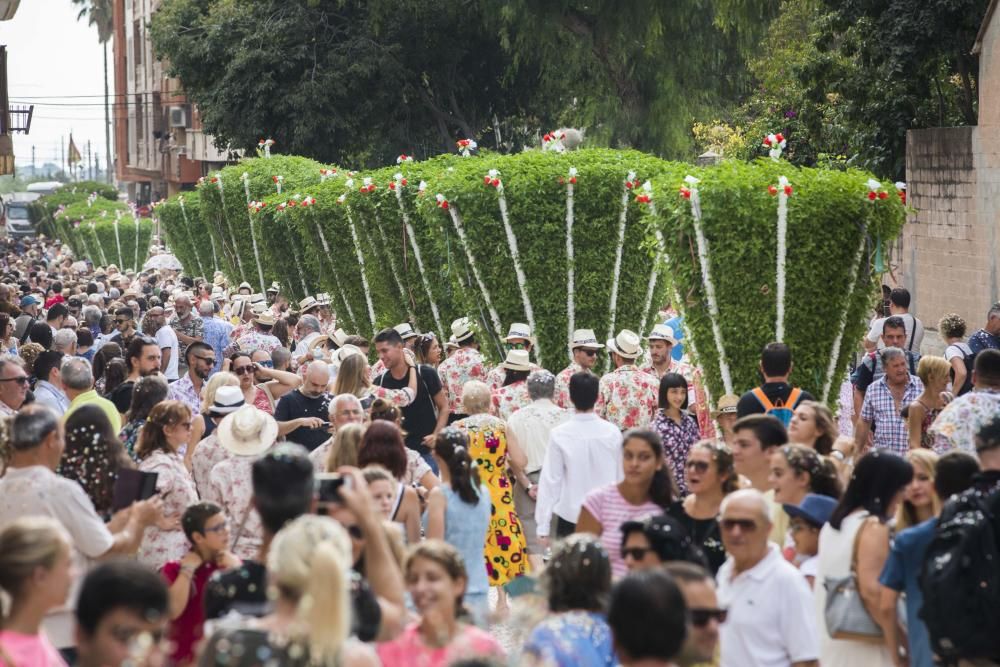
[425, 428, 491, 625]
[651, 373, 701, 495]
[0, 311, 17, 355]
[577, 428, 674, 578]
[376, 541, 504, 667]
[59, 404, 133, 519]
[895, 449, 940, 531]
[136, 400, 197, 570]
[816, 451, 914, 667]
[198, 515, 378, 666]
[357, 421, 422, 544]
[100, 358, 128, 398]
[225, 351, 301, 415]
[667, 439, 737, 574]
[118, 375, 169, 461]
[368, 398, 439, 491]
[491, 351, 531, 420]
[0, 517, 74, 667]
[91, 342, 122, 395]
[415, 333, 442, 367]
[906, 356, 951, 451]
[333, 352, 417, 408]
[769, 443, 842, 552]
[787, 400, 838, 455]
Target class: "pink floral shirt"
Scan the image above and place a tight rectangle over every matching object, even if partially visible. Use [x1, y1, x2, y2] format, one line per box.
[191, 434, 232, 499]
[138, 450, 198, 570]
[554, 363, 586, 409]
[437, 347, 488, 413]
[206, 455, 264, 561]
[595, 365, 659, 431]
[370, 359, 386, 382]
[492, 381, 532, 420]
[485, 362, 540, 394]
[235, 331, 281, 355]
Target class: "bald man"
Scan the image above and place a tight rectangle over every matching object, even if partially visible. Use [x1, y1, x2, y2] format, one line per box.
[274, 361, 333, 451]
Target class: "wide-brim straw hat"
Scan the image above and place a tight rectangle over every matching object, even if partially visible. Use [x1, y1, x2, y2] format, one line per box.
[503, 322, 533, 342]
[217, 405, 278, 457]
[394, 323, 418, 340]
[237, 281, 253, 292]
[571, 328, 604, 349]
[646, 324, 679, 346]
[299, 296, 320, 313]
[606, 329, 643, 359]
[712, 394, 740, 419]
[209, 385, 245, 416]
[329, 328, 348, 348]
[253, 311, 276, 326]
[500, 348, 532, 372]
[266, 281, 280, 294]
[450, 317, 474, 343]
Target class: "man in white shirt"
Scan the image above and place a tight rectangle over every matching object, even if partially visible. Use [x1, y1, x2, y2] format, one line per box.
[31, 350, 70, 416]
[535, 371, 623, 544]
[716, 489, 819, 667]
[148, 306, 179, 381]
[864, 286, 924, 353]
[506, 370, 569, 569]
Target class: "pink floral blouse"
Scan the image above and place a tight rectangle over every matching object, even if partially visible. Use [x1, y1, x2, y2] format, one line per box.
[205, 455, 264, 562]
[492, 381, 532, 420]
[437, 347, 488, 413]
[137, 449, 199, 570]
[595, 365, 659, 431]
[191, 434, 233, 500]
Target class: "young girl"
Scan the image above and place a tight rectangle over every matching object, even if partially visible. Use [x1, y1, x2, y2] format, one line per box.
[363, 464, 422, 544]
[425, 428, 492, 625]
[650, 373, 701, 496]
[906, 356, 951, 451]
[0, 517, 75, 667]
[377, 541, 504, 667]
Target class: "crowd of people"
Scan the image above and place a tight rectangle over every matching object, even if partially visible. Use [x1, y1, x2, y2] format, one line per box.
[0, 233, 998, 667]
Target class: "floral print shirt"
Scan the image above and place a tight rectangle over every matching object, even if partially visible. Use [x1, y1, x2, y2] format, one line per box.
[492, 380, 532, 420]
[554, 363, 586, 409]
[206, 455, 264, 561]
[138, 449, 199, 570]
[595, 365, 659, 431]
[168, 314, 205, 364]
[930, 389, 1000, 454]
[485, 362, 540, 394]
[191, 434, 232, 499]
[167, 374, 202, 414]
[651, 410, 701, 496]
[437, 347, 488, 413]
[234, 331, 282, 356]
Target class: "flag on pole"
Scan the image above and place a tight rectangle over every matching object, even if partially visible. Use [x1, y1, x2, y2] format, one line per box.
[67, 134, 82, 164]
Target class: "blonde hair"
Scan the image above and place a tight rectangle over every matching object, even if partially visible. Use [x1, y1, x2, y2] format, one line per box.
[0, 517, 70, 603]
[200, 371, 239, 414]
[362, 464, 394, 486]
[917, 355, 951, 389]
[461, 380, 491, 415]
[896, 449, 941, 530]
[267, 515, 352, 664]
[332, 354, 370, 398]
[326, 423, 365, 472]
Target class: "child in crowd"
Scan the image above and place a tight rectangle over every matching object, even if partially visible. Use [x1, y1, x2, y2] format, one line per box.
[161, 502, 241, 665]
[782, 493, 837, 588]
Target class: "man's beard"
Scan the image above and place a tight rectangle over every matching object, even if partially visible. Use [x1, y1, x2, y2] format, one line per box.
[140, 368, 161, 377]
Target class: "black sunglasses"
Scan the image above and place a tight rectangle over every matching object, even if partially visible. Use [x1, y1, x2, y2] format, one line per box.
[690, 608, 728, 627]
[0, 375, 29, 385]
[719, 518, 758, 533]
[579, 348, 598, 357]
[233, 365, 254, 375]
[686, 460, 710, 474]
[621, 546, 652, 561]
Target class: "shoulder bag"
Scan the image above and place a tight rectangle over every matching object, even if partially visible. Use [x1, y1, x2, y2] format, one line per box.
[823, 515, 884, 642]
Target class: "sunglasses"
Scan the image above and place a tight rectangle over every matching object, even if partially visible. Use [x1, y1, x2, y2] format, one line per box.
[345, 525, 363, 540]
[233, 365, 255, 375]
[257, 360, 273, 368]
[0, 375, 29, 385]
[506, 342, 527, 350]
[686, 460, 710, 474]
[719, 518, 758, 533]
[116, 318, 131, 325]
[621, 546, 652, 561]
[579, 348, 598, 357]
[195, 355, 217, 365]
[690, 608, 728, 627]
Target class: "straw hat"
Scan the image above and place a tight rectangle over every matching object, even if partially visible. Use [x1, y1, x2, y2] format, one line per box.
[336, 344, 365, 363]
[712, 394, 740, 419]
[315, 293, 331, 306]
[445, 336, 459, 351]
[208, 386, 245, 416]
[213, 273, 227, 287]
[500, 349, 532, 372]
[253, 311, 276, 326]
[394, 323, 418, 340]
[503, 322, 533, 342]
[299, 296, 320, 313]
[646, 324, 679, 346]
[450, 317, 475, 343]
[606, 329, 643, 359]
[217, 405, 278, 457]
[329, 328, 348, 348]
[571, 328, 604, 350]
[237, 281, 253, 293]
[266, 281, 280, 294]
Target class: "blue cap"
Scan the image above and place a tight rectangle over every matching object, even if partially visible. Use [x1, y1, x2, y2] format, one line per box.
[782, 493, 837, 527]
[20, 295, 39, 307]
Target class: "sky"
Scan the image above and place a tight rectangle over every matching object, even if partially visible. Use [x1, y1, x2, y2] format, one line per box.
[1, 0, 109, 170]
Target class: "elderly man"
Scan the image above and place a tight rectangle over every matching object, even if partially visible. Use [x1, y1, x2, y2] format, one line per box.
[292, 314, 324, 362]
[716, 489, 819, 667]
[0, 405, 162, 652]
[62, 357, 122, 432]
[145, 305, 179, 381]
[169, 294, 204, 376]
[13, 294, 40, 342]
[274, 361, 332, 451]
[308, 393, 366, 471]
[854, 346, 924, 456]
[506, 370, 569, 569]
[52, 328, 77, 356]
[0, 356, 30, 416]
[553, 328, 603, 409]
[199, 300, 233, 374]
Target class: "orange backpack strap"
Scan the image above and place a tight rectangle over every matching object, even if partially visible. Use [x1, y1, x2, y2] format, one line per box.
[751, 387, 774, 411]
[785, 387, 803, 408]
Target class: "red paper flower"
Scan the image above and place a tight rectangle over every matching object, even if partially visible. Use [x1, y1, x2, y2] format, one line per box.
[784, 184, 793, 196]
[389, 182, 396, 190]
[440, 201, 449, 210]
[401, 178, 408, 186]
[483, 176, 491, 185]
[768, 185, 778, 196]
[569, 176, 577, 184]
[625, 181, 634, 190]
[878, 191, 888, 200]
[775, 133, 785, 143]
[899, 191, 906, 205]
[679, 187, 692, 199]
[868, 191, 877, 201]
[272, 176, 279, 183]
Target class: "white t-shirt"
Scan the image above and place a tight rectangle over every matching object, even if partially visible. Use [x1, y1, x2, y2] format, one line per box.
[156, 324, 180, 380]
[945, 342, 972, 362]
[866, 313, 924, 351]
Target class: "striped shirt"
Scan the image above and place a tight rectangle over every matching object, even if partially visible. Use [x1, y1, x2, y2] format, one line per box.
[582, 484, 661, 578]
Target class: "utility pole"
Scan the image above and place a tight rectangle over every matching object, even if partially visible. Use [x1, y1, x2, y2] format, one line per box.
[61, 136, 65, 180]
[87, 140, 93, 180]
[30, 145, 34, 174]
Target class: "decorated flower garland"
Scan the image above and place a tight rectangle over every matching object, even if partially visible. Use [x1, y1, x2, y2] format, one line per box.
[636, 181, 669, 337]
[456, 139, 477, 158]
[563, 167, 577, 361]
[343, 198, 378, 330]
[542, 130, 567, 153]
[822, 221, 870, 402]
[275, 195, 311, 297]
[606, 171, 637, 366]
[441, 197, 503, 338]
[211, 171, 248, 282]
[763, 132, 786, 161]
[771, 174, 792, 342]
[241, 171, 268, 293]
[257, 138, 275, 159]
[307, 205, 358, 328]
[392, 172, 445, 339]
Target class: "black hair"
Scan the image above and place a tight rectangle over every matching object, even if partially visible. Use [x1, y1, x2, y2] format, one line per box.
[115, 305, 134, 320]
[889, 287, 911, 308]
[732, 414, 788, 450]
[181, 501, 223, 542]
[45, 303, 68, 322]
[102, 358, 128, 394]
[185, 341, 212, 363]
[252, 443, 314, 535]
[125, 335, 158, 372]
[75, 560, 168, 636]
[974, 349, 1000, 387]
[92, 342, 121, 381]
[373, 328, 403, 347]
[975, 416, 1000, 453]
[51, 281, 63, 293]
[883, 315, 906, 333]
[433, 428, 480, 505]
[542, 534, 612, 613]
[829, 451, 913, 529]
[28, 321, 52, 349]
[760, 342, 792, 377]
[658, 372, 689, 410]
[459, 334, 477, 348]
[620, 514, 707, 566]
[608, 569, 687, 662]
[934, 451, 981, 499]
[622, 429, 674, 509]
[502, 369, 530, 387]
[568, 371, 599, 411]
[75, 327, 94, 348]
[32, 350, 64, 383]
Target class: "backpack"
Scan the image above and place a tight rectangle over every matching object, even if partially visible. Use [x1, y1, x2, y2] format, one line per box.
[920, 488, 1000, 661]
[946, 343, 975, 396]
[751, 386, 802, 428]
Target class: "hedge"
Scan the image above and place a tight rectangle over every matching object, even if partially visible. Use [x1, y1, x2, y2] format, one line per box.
[155, 191, 219, 279]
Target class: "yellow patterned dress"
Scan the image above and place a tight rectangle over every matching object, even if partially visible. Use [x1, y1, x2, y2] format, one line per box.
[454, 412, 530, 586]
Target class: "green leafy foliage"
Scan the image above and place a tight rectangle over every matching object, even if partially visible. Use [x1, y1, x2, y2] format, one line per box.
[155, 192, 218, 280]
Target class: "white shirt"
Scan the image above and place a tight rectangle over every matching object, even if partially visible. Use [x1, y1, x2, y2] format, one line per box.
[505, 398, 569, 474]
[716, 544, 820, 667]
[34, 379, 69, 416]
[293, 331, 323, 360]
[156, 324, 180, 380]
[0, 465, 115, 648]
[866, 313, 924, 351]
[534, 412, 623, 536]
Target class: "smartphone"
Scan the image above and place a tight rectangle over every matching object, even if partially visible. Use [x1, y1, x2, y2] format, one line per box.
[317, 421, 332, 429]
[315, 473, 351, 503]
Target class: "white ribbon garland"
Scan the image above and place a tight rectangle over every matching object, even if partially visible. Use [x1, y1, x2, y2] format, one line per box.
[241, 172, 268, 295]
[445, 204, 503, 338]
[822, 225, 869, 402]
[133, 217, 140, 272]
[208, 233, 219, 273]
[686, 176, 734, 395]
[345, 206, 378, 331]
[113, 211, 124, 269]
[606, 171, 635, 369]
[371, 209, 416, 324]
[639, 200, 669, 337]
[775, 175, 790, 341]
[493, 174, 541, 365]
[91, 221, 109, 267]
[393, 179, 445, 339]
[178, 195, 205, 277]
[565, 167, 576, 362]
[311, 212, 358, 328]
[214, 173, 247, 282]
